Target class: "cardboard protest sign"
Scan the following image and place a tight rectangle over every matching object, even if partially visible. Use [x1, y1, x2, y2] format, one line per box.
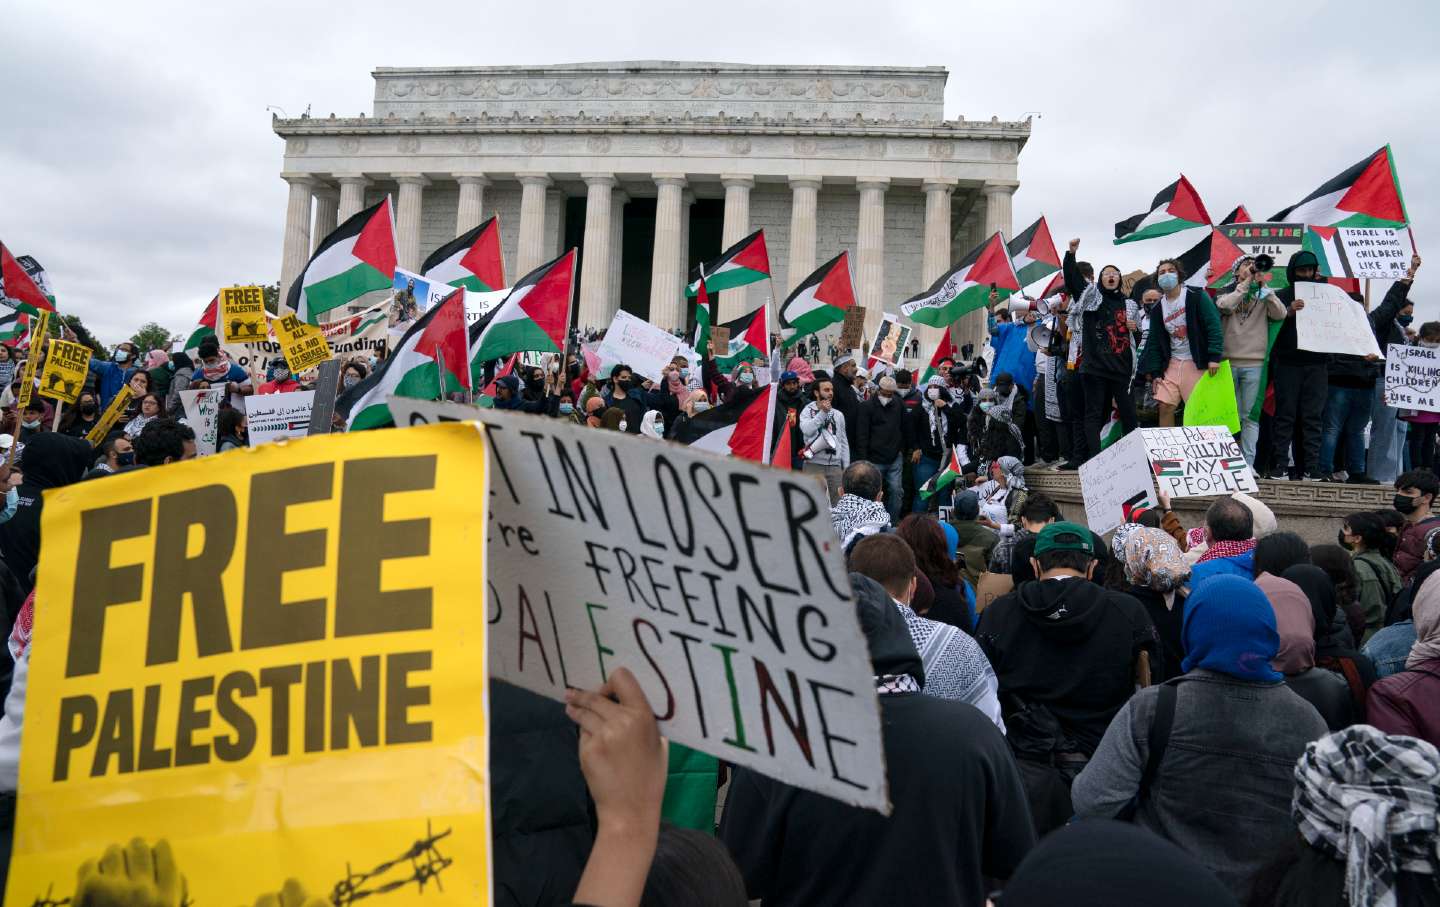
[1078, 430, 1156, 535]
[15, 309, 47, 409]
[868, 315, 911, 368]
[85, 386, 134, 446]
[320, 300, 391, 360]
[246, 390, 315, 445]
[837, 305, 867, 353]
[1143, 426, 1258, 497]
[1295, 281, 1383, 358]
[1182, 360, 1241, 435]
[219, 285, 268, 344]
[38, 339, 90, 404]
[391, 268, 456, 320]
[7, 424, 493, 906]
[1385, 343, 1440, 413]
[1338, 228, 1411, 280]
[179, 387, 225, 455]
[596, 310, 682, 383]
[390, 400, 890, 812]
[273, 313, 332, 374]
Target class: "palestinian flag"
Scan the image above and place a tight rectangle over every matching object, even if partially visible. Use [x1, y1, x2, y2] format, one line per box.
[918, 325, 957, 385]
[0, 310, 27, 345]
[778, 252, 855, 345]
[1113, 175, 1211, 244]
[691, 278, 713, 358]
[1007, 217, 1062, 287]
[14, 255, 56, 308]
[1176, 206, 1252, 292]
[1207, 226, 1246, 289]
[1305, 225, 1357, 280]
[183, 296, 219, 352]
[469, 248, 575, 371]
[919, 445, 967, 500]
[770, 416, 793, 471]
[672, 384, 776, 463]
[686, 230, 770, 296]
[421, 216, 505, 292]
[289, 198, 397, 324]
[900, 232, 1020, 328]
[0, 242, 55, 315]
[337, 289, 470, 431]
[714, 304, 770, 370]
[1271, 145, 1408, 228]
[1100, 409, 1125, 450]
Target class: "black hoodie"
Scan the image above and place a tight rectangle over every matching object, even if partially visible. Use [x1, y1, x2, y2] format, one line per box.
[720, 574, 1035, 906]
[1062, 251, 1133, 380]
[1270, 250, 1329, 365]
[978, 573, 1157, 754]
[0, 433, 93, 595]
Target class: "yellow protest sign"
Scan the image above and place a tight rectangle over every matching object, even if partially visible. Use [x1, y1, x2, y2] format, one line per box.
[8, 423, 492, 906]
[219, 285, 268, 344]
[38, 338, 91, 404]
[274, 312, 333, 373]
[15, 309, 48, 410]
[85, 385, 134, 446]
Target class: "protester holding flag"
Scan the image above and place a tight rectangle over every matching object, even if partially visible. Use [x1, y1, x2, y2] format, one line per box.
[1216, 257, 1287, 466]
[1135, 258, 1224, 428]
[1063, 239, 1138, 462]
[910, 376, 960, 512]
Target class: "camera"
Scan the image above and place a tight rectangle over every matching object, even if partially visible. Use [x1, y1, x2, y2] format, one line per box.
[1252, 253, 1275, 273]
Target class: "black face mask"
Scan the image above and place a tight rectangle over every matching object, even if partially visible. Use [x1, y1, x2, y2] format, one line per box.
[1338, 529, 1352, 550]
[80, 403, 98, 416]
[1394, 494, 1420, 515]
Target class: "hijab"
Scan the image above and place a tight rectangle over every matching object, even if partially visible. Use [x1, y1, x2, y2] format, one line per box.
[1256, 572, 1317, 675]
[1124, 528, 1190, 602]
[1283, 564, 1355, 656]
[1111, 523, 1143, 561]
[1001, 819, 1239, 907]
[1182, 574, 1282, 682]
[993, 455, 1026, 491]
[639, 410, 665, 440]
[920, 375, 950, 444]
[1407, 569, 1440, 669]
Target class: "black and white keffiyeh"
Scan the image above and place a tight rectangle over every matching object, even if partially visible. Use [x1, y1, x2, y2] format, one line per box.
[875, 674, 921, 694]
[1293, 726, 1440, 907]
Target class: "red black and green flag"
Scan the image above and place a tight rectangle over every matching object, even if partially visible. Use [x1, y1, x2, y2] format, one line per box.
[1114, 175, 1211, 244]
[672, 383, 777, 464]
[182, 296, 220, 352]
[899, 232, 1020, 327]
[0, 242, 55, 315]
[1271, 145, 1409, 228]
[422, 215, 506, 292]
[1007, 216, 1062, 287]
[338, 289, 470, 431]
[713, 304, 771, 370]
[686, 229, 770, 296]
[289, 198, 398, 324]
[778, 251, 855, 346]
[0, 310, 27, 346]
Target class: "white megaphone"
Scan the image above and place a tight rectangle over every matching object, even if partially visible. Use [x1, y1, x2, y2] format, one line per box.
[1007, 294, 1051, 317]
[1026, 320, 1058, 353]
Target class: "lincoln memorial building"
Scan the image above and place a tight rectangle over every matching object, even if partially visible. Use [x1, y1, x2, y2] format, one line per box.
[272, 61, 1029, 355]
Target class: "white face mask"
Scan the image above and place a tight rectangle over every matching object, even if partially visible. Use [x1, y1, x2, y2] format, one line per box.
[926, 387, 941, 401]
[618, 420, 628, 432]
[693, 401, 711, 413]
[878, 395, 892, 406]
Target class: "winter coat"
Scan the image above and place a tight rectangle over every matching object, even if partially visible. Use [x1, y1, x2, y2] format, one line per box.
[1135, 287, 1225, 377]
[0, 433, 93, 594]
[1394, 518, 1440, 585]
[1215, 282, 1287, 369]
[856, 395, 907, 464]
[1367, 659, 1440, 747]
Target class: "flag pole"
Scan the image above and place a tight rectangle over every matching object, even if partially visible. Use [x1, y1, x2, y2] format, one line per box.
[1364, 278, 1372, 312]
[50, 400, 63, 431]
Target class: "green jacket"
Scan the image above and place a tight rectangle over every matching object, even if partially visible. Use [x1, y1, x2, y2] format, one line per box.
[1353, 550, 1401, 643]
[1136, 286, 1225, 377]
[949, 519, 1000, 589]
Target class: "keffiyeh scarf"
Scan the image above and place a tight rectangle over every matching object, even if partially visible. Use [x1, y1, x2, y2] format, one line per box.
[831, 495, 890, 548]
[986, 385, 1026, 450]
[1197, 538, 1255, 564]
[875, 674, 922, 694]
[1294, 726, 1440, 907]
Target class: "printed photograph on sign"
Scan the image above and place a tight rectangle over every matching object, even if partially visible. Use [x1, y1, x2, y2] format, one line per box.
[1141, 426, 1257, 497]
[390, 401, 891, 813]
[5, 424, 493, 906]
[868, 316, 911, 368]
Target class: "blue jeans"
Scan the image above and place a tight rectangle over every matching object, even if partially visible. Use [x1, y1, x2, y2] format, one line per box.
[1319, 386, 1372, 476]
[1370, 382, 1403, 483]
[1231, 365, 1263, 466]
[869, 455, 904, 525]
[912, 456, 940, 512]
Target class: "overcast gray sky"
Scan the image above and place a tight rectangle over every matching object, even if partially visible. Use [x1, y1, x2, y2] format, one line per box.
[3, 0, 1436, 345]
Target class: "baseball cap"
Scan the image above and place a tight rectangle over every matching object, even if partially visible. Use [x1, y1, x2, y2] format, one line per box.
[1034, 521, 1097, 556]
[780, 370, 799, 383]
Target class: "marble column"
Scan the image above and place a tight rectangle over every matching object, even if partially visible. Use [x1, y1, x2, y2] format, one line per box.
[983, 180, 1018, 241]
[648, 175, 687, 332]
[335, 173, 369, 222]
[394, 173, 428, 273]
[718, 174, 753, 321]
[607, 190, 628, 324]
[787, 177, 822, 292]
[311, 186, 340, 253]
[856, 178, 889, 342]
[279, 173, 315, 299]
[678, 190, 695, 335]
[454, 173, 489, 235]
[921, 179, 957, 361]
[516, 173, 552, 276]
[577, 174, 617, 332]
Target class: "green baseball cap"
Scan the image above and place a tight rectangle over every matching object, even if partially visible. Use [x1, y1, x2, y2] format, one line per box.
[1034, 521, 1097, 556]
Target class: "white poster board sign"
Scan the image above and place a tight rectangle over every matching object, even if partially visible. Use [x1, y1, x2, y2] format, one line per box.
[1385, 343, 1440, 414]
[1338, 228, 1411, 280]
[1295, 281, 1383, 358]
[245, 390, 315, 445]
[389, 400, 889, 812]
[1078, 430, 1157, 535]
[1142, 426, 1258, 498]
[596, 310, 682, 383]
[178, 388, 225, 456]
[465, 288, 508, 327]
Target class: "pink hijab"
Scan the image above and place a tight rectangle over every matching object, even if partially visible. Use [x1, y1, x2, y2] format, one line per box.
[787, 356, 815, 384]
[1255, 572, 1317, 675]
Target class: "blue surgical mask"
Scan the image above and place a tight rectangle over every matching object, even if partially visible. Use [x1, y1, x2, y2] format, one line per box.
[1399, 314, 1414, 327]
[1157, 273, 1180, 291]
[559, 402, 575, 415]
[680, 368, 690, 380]
[113, 349, 130, 363]
[739, 372, 754, 385]
[693, 401, 711, 413]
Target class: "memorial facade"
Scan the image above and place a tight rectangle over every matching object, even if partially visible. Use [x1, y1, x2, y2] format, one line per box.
[273, 62, 1030, 354]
